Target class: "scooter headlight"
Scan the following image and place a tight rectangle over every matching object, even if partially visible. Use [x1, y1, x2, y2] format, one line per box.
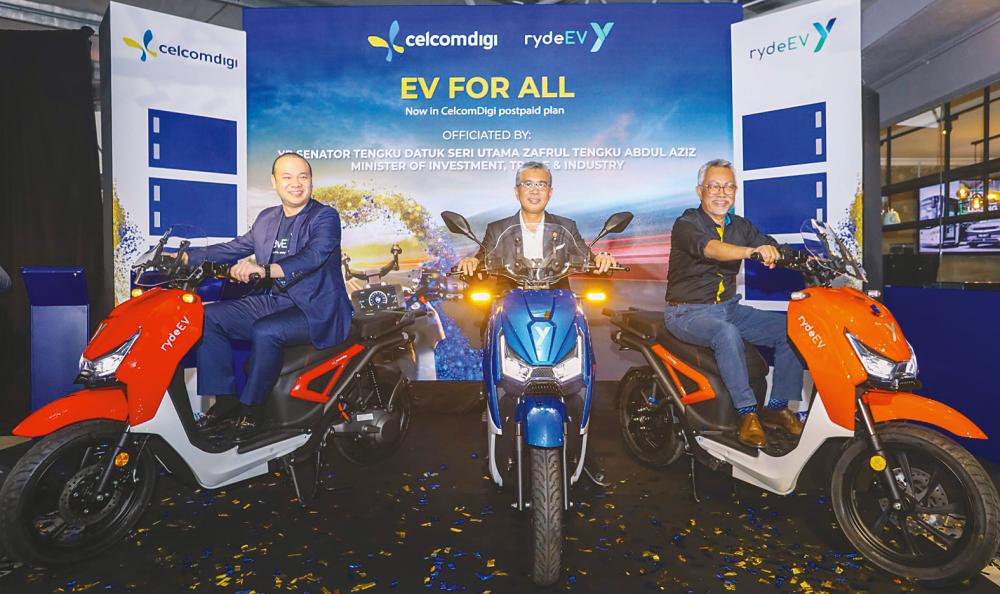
[845, 332, 907, 383]
[553, 331, 583, 382]
[903, 341, 919, 378]
[79, 331, 140, 381]
[499, 334, 531, 382]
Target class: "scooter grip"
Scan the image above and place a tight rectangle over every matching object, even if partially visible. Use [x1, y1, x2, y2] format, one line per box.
[749, 252, 764, 262]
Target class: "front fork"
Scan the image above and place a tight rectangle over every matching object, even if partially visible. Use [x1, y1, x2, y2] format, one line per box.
[92, 431, 150, 503]
[856, 396, 906, 507]
[512, 420, 570, 512]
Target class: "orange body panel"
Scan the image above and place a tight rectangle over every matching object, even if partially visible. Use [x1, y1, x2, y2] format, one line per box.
[651, 343, 716, 405]
[86, 287, 204, 426]
[289, 344, 365, 403]
[866, 390, 987, 439]
[14, 388, 128, 437]
[788, 287, 910, 430]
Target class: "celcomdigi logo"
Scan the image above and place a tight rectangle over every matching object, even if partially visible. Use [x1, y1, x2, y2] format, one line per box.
[523, 22, 615, 53]
[748, 17, 836, 61]
[122, 29, 157, 62]
[368, 20, 498, 62]
[122, 28, 239, 70]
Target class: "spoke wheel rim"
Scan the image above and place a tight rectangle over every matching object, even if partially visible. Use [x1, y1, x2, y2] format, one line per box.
[623, 386, 672, 453]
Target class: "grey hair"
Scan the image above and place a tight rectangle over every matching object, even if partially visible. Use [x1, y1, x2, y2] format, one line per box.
[515, 161, 552, 186]
[697, 158, 733, 186]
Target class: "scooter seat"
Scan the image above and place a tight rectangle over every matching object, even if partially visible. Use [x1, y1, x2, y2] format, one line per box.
[617, 309, 768, 379]
[275, 311, 407, 376]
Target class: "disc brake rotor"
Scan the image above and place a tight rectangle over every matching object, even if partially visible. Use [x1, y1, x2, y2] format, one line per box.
[58, 464, 125, 527]
[887, 465, 965, 547]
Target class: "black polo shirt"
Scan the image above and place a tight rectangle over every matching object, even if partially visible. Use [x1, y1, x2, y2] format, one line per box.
[665, 207, 777, 304]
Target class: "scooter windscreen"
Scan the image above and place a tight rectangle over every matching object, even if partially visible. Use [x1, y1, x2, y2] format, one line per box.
[483, 221, 591, 289]
[133, 224, 209, 288]
[799, 219, 867, 283]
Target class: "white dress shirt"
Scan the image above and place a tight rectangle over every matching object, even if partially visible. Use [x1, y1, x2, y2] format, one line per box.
[519, 211, 545, 260]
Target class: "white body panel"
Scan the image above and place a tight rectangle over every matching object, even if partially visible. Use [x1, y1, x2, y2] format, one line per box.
[131, 393, 310, 489]
[694, 393, 852, 495]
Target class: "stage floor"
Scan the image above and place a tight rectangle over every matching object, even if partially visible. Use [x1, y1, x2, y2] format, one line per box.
[1, 384, 999, 593]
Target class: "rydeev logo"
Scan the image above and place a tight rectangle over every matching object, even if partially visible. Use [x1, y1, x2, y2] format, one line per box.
[524, 22, 614, 53]
[122, 28, 239, 70]
[368, 20, 498, 62]
[748, 17, 836, 61]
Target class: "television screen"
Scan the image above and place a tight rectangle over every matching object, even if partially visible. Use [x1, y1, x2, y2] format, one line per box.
[919, 180, 1000, 253]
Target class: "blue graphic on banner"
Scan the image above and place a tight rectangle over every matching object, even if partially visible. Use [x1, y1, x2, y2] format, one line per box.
[149, 178, 238, 236]
[743, 102, 826, 170]
[744, 173, 826, 235]
[148, 109, 237, 174]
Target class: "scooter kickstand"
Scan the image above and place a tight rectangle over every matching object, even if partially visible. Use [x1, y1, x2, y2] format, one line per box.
[688, 454, 701, 504]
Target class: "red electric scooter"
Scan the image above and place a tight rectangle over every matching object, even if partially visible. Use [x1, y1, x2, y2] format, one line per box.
[0, 228, 418, 566]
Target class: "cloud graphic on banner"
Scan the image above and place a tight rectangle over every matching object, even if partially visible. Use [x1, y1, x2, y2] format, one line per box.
[812, 18, 836, 52]
[368, 20, 405, 62]
[123, 29, 157, 62]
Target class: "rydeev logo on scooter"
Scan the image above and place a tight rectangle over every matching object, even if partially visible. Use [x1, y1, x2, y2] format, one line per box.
[796, 315, 825, 348]
[160, 316, 191, 351]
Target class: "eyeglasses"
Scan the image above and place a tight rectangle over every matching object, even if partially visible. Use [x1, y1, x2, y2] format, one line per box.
[517, 181, 551, 189]
[700, 182, 738, 196]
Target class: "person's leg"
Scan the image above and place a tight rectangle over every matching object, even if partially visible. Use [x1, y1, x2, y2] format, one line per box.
[197, 295, 275, 396]
[241, 304, 312, 407]
[664, 305, 758, 412]
[728, 303, 804, 435]
[727, 304, 804, 406]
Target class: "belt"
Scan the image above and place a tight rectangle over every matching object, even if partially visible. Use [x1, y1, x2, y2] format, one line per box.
[666, 300, 716, 306]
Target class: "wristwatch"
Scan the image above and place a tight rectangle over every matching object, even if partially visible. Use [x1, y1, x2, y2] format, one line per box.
[264, 264, 271, 280]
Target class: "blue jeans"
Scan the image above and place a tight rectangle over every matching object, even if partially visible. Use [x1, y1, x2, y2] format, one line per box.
[663, 296, 803, 410]
[197, 294, 311, 406]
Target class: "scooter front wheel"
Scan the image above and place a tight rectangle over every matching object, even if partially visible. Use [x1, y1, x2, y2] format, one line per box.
[0, 420, 156, 566]
[530, 446, 563, 587]
[831, 422, 1000, 587]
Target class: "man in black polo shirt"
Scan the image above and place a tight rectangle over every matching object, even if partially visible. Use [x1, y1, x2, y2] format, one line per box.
[665, 158, 804, 448]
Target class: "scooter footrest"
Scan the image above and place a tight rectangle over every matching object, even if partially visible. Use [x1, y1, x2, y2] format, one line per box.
[236, 428, 308, 454]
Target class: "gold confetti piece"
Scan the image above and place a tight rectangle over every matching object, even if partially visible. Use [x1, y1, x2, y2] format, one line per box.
[724, 583, 736, 591]
[450, 527, 463, 533]
[713, 528, 723, 535]
[834, 566, 844, 574]
[604, 503, 616, 510]
[424, 577, 431, 585]
[351, 582, 376, 592]
[689, 519, 697, 526]
[677, 554, 687, 563]
[243, 504, 251, 510]
[724, 571, 737, 577]
[420, 522, 432, 527]
[402, 485, 411, 492]
[216, 575, 231, 587]
[799, 580, 812, 591]
[578, 548, 593, 553]
[487, 559, 495, 568]
[792, 567, 802, 575]
[396, 531, 406, 538]
[641, 551, 661, 562]
[470, 518, 482, 523]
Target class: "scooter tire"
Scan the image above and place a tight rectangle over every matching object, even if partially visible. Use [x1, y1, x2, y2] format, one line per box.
[333, 376, 412, 466]
[530, 446, 563, 587]
[830, 422, 1000, 588]
[617, 367, 684, 468]
[0, 420, 156, 567]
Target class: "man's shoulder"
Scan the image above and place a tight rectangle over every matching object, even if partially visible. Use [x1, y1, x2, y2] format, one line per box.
[672, 208, 706, 229]
[486, 213, 519, 231]
[544, 212, 577, 229]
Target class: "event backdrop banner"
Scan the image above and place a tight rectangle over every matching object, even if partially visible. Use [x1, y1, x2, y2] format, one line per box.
[731, 0, 862, 309]
[245, 4, 741, 380]
[107, 2, 246, 304]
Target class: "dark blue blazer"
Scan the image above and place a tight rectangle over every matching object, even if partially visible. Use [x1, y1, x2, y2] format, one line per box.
[188, 199, 353, 349]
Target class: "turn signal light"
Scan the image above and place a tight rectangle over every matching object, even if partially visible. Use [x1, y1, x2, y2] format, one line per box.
[584, 291, 607, 303]
[130, 288, 143, 298]
[181, 293, 196, 303]
[470, 291, 492, 303]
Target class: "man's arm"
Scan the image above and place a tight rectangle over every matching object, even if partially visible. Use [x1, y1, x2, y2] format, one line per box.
[458, 222, 495, 276]
[186, 228, 255, 266]
[704, 219, 780, 266]
[271, 207, 340, 284]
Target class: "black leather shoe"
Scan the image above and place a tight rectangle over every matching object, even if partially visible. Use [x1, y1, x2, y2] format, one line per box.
[199, 396, 239, 430]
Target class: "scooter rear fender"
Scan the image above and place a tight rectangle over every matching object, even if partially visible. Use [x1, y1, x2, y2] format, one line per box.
[865, 390, 987, 440]
[13, 388, 129, 437]
[518, 397, 565, 447]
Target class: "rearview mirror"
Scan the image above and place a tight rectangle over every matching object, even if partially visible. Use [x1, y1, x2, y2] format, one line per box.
[441, 211, 482, 246]
[591, 211, 633, 245]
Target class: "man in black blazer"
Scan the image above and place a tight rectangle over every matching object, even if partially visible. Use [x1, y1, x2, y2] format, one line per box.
[456, 162, 616, 283]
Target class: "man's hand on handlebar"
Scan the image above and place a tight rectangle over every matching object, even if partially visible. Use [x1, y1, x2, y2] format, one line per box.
[231, 261, 265, 283]
[594, 252, 617, 275]
[456, 256, 480, 277]
[748, 245, 780, 269]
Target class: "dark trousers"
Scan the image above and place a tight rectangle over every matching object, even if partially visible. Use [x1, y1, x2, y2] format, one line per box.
[663, 296, 804, 410]
[197, 294, 311, 406]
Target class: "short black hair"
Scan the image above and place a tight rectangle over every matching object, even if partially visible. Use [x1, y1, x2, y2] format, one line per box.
[272, 152, 312, 176]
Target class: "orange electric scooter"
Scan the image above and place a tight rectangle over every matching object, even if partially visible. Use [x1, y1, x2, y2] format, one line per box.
[606, 219, 1000, 586]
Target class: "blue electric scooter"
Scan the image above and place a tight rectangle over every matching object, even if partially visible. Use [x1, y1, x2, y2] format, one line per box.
[441, 211, 632, 586]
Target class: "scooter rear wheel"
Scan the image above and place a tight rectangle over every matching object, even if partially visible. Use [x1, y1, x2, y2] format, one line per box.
[831, 422, 1000, 587]
[334, 375, 412, 466]
[617, 367, 683, 468]
[530, 446, 563, 587]
[0, 420, 156, 567]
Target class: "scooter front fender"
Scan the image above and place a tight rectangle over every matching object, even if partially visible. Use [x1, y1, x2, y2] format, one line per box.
[13, 388, 129, 437]
[866, 390, 987, 440]
[519, 397, 565, 447]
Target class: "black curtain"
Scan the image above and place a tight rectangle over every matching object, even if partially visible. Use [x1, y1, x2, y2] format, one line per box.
[0, 29, 106, 428]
